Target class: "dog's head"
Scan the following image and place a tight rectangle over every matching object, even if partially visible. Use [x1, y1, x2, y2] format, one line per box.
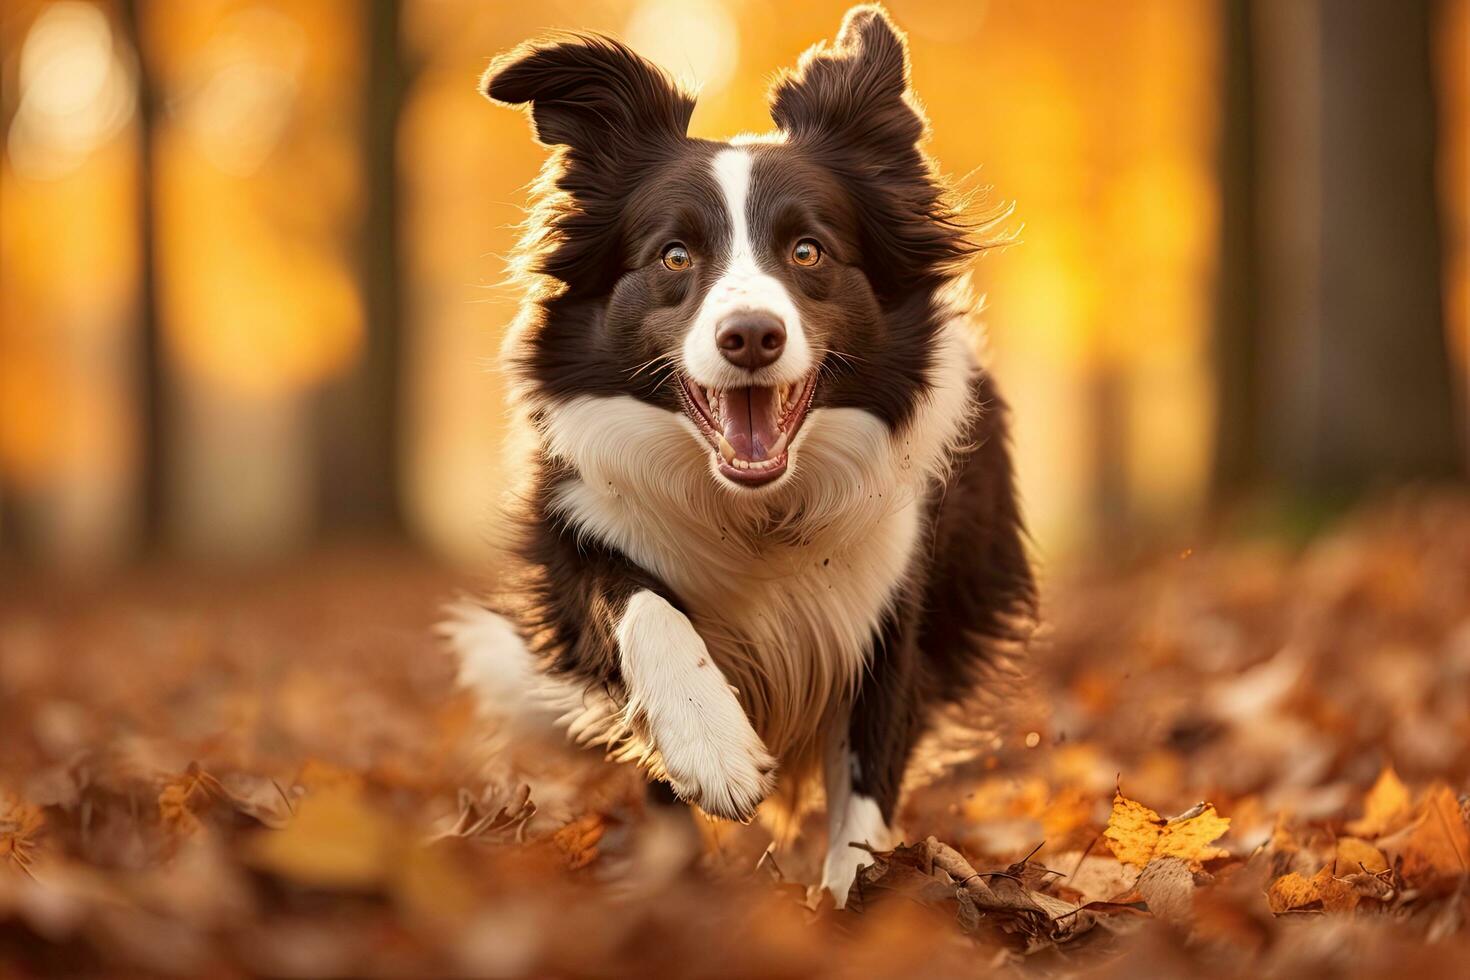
[486, 5, 977, 494]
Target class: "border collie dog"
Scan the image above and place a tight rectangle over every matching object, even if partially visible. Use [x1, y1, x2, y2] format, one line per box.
[448, 5, 1034, 906]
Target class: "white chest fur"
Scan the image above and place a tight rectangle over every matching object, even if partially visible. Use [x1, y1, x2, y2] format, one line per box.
[552, 423, 922, 761]
[538, 318, 980, 764]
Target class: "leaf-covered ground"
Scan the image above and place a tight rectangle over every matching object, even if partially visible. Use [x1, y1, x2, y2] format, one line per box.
[3, 493, 1469, 977]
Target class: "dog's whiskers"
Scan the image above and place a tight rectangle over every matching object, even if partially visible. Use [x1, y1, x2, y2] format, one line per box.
[627, 354, 676, 382]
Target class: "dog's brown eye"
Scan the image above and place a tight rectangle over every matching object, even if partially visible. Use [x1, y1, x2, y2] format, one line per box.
[792, 239, 822, 267]
[662, 244, 692, 271]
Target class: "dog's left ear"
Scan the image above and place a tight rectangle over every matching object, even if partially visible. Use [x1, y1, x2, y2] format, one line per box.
[483, 35, 694, 162]
[770, 6, 972, 293]
[769, 6, 924, 166]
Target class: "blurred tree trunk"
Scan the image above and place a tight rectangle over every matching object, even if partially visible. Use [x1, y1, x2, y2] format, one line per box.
[1211, 0, 1262, 502]
[315, 0, 405, 535]
[1215, 0, 1463, 509]
[120, 0, 169, 548]
[1313, 0, 1461, 485]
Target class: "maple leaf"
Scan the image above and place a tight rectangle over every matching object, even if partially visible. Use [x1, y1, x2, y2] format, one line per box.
[1104, 792, 1231, 869]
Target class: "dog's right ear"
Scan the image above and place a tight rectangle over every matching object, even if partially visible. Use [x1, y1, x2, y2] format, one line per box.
[483, 35, 694, 157]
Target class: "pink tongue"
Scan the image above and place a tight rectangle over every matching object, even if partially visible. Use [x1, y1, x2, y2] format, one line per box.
[721, 387, 782, 460]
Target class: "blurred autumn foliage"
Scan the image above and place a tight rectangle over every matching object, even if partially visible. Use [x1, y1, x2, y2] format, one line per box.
[2, 0, 1466, 567]
[4, 1, 1470, 976]
[3, 494, 1470, 974]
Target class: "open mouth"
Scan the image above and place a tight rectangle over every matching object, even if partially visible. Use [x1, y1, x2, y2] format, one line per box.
[677, 373, 818, 487]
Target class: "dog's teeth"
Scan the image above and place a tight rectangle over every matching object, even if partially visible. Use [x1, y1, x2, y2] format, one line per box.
[769, 430, 788, 457]
[718, 433, 736, 463]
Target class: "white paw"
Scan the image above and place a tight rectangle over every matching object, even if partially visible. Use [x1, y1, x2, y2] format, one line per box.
[821, 794, 890, 908]
[615, 591, 776, 822]
[821, 842, 875, 909]
[653, 694, 777, 823]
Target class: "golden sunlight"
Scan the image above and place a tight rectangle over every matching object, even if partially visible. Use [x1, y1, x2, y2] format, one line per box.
[625, 0, 740, 96]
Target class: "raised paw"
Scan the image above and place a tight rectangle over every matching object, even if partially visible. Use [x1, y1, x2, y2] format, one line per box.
[655, 708, 777, 823]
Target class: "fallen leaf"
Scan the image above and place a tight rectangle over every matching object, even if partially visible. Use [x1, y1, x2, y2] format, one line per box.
[246, 784, 397, 890]
[850, 842, 954, 916]
[1346, 766, 1412, 838]
[922, 836, 1132, 945]
[1266, 870, 1319, 914]
[428, 784, 535, 845]
[1104, 792, 1231, 869]
[1333, 836, 1388, 874]
[1136, 856, 1196, 924]
[1266, 867, 1359, 914]
[1376, 783, 1470, 888]
[158, 764, 292, 837]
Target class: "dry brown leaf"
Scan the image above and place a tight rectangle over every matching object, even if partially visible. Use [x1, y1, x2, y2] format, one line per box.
[1266, 867, 1360, 914]
[158, 764, 292, 836]
[1333, 836, 1388, 874]
[429, 785, 536, 845]
[1104, 792, 1231, 869]
[1346, 766, 1413, 838]
[1376, 783, 1470, 888]
[850, 842, 955, 916]
[1136, 856, 1196, 924]
[921, 836, 1133, 945]
[1266, 871, 1316, 913]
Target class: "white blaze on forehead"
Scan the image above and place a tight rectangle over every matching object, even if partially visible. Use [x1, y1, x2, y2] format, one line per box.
[682, 148, 811, 388]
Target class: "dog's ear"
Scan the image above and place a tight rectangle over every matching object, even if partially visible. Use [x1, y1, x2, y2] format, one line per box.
[769, 7, 973, 294]
[483, 35, 694, 157]
[769, 6, 924, 162]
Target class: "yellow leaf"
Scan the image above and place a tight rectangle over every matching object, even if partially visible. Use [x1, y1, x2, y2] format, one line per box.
[1104, 792, 1231, 869]
[247, 784, 396, 890]
[1103, 793, 1164, 868]
[1346, 766, 1412, 838]
[1156, 807, 1232, 866]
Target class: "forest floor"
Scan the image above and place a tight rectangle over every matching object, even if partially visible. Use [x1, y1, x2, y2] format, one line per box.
[3, 491, 1469, 977]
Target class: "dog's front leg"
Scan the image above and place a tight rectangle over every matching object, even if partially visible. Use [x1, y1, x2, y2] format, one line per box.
[821, 609, 917, 907]
[616, 590, 776, 822]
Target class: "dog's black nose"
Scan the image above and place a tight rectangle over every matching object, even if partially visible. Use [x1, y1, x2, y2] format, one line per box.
[716, 312, 786, 370]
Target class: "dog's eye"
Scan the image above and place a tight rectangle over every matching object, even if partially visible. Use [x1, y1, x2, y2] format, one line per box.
[792, 239, 822, 267]
[662, 244, 692, 271]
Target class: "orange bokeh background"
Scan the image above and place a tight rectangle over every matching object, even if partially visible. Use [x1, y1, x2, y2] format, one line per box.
[2, 0, 1466, 569]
